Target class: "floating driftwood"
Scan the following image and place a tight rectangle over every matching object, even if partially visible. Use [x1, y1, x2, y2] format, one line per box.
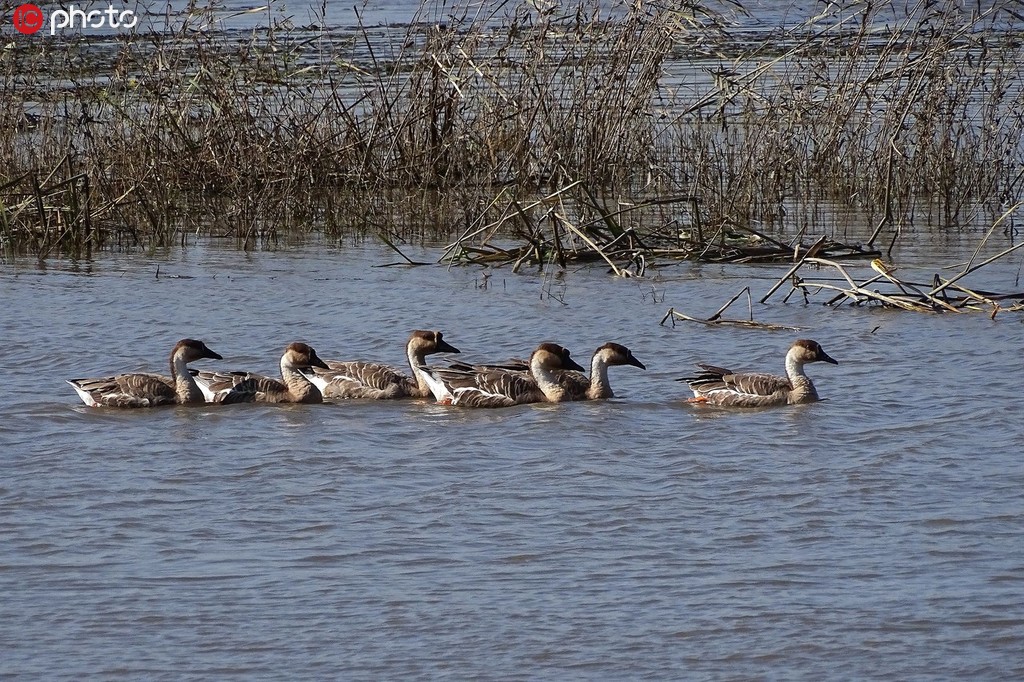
[442, 182, 879, 273]
[761, 207, 1024, 316]
[661, 287, 803, 331]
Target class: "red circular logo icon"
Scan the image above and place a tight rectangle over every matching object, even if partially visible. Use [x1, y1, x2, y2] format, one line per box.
[13, 4, 44, 34]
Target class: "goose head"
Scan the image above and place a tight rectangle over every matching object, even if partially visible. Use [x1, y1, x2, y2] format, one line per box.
[594, 342, 646, 370]
[789, 339, 838, 366]
[410, 330, 461, 355]
[531, 343, 585, 372]
[282, 342, 330, 371]
[173, 339, 223, 363]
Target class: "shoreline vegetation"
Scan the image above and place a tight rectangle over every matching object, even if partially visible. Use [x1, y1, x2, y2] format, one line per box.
[1, 0, 1022, 270]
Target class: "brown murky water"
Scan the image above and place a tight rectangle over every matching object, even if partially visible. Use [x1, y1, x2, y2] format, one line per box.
[1, 237, 1022, 679]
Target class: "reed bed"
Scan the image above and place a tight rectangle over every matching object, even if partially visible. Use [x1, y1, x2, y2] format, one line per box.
[1, 0, 1021, 261]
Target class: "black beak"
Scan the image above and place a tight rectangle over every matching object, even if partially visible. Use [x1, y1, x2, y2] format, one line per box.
[437, 339, 461, 354]
[564, 356, 585, 372]
[627, 354, 646, 370]
[310, 353, 330, 370]
[821, 351, 839, 365]
[204, 348, 223, 361]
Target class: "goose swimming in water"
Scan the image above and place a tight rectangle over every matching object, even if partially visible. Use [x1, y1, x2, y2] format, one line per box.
[191, 342, 329, 404]
[557, 342, 646, 400]
[422, 342, 585, 408]
[67, 339, 223, 408]
[680, 339, 838, 407]
[301, 330, 460, 400]
[448, 342, 645, 401]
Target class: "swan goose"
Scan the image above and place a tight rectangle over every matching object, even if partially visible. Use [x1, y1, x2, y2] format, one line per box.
[556, 342, 646, 400]
[422, 342, 585, 408]
[67, 339, 223, 408]
[300, 330, 460, 399]
[192, 342, 329, 404]
[680, 339, 838, 407]
[447, 342, 646, 400]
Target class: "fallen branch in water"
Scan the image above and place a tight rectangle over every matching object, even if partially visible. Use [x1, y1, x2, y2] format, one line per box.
[660, 287, 803, 331]
[768, 233, 1024, 314]
[760, 235, 828, 303]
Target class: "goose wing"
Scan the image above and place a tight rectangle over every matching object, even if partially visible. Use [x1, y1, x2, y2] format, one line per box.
[221, 374, 288, 404]
[553, 370, 590, 400]
[447, 359, 587, 401]
[681, 364, 792, 407]
[722, 371, 792, 397]
[424, 367, 544, 408]
[447, 358, 530, 373]
[452, 369, 546, 408]
[191, 370, 286, 404]
[68, 373, 176, 408]
[310, 361, 415, 399]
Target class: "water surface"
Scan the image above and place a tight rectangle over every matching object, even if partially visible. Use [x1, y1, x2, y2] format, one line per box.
[1, 240, 1022, 678]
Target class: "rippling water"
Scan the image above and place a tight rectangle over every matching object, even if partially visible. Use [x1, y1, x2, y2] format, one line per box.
[2, 242, 1023, 679]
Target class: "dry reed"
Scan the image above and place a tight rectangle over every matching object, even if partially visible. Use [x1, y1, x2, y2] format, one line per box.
[1, 0, 1021, 260]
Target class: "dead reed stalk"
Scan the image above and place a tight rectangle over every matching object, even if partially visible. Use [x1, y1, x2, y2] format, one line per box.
[0, 1, 1021, 259]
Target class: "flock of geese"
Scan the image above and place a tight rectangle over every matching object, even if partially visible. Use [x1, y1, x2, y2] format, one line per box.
[67, 332, 839, 410]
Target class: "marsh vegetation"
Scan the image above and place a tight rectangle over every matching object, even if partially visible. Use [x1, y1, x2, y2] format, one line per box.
[1, 0, 1022, 263]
